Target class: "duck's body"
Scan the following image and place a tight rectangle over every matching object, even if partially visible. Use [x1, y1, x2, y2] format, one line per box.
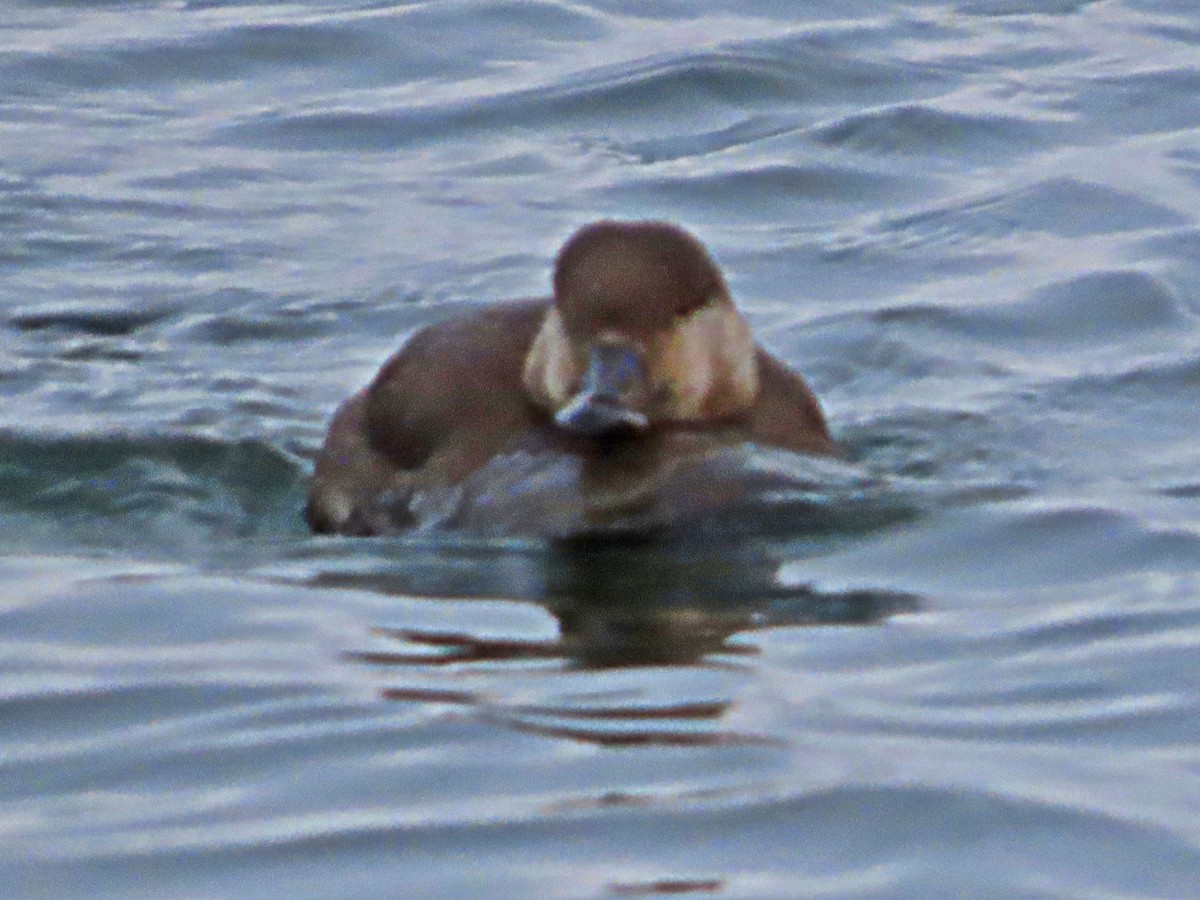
[307, 221, 833, 536]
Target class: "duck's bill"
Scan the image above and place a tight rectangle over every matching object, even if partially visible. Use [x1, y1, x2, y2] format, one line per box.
[555, 393, 648, 436]
[554, 342, 650, 437]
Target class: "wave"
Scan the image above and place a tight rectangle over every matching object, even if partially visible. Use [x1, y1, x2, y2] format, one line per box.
[874, 268, 1191, 347]
[0, 430, 310, 554]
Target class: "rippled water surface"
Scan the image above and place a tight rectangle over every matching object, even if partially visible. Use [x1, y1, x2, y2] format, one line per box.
[3, 1, 1200, 896]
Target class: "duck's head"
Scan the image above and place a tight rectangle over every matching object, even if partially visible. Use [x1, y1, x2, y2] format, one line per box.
[523, 221, 759, 438]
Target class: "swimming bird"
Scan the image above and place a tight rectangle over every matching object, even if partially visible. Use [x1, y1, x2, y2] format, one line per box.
[306, 220, 833, 536]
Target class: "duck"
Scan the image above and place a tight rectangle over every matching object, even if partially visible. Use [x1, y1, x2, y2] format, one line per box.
[306, 220, 834, 537]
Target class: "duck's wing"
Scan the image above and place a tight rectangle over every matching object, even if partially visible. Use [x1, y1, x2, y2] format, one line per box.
[745, 348, 835, 457]
[307, 299, 553, 534]
[306, 388, 401, 533]
[362, 298, 549, 482]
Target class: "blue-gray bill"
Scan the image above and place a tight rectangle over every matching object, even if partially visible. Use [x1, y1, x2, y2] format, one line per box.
[554, 342, 650, 437]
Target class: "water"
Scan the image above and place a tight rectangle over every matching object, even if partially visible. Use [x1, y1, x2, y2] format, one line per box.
[3, 0, 1200, 896]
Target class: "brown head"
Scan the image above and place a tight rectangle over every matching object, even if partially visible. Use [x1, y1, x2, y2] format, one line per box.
[522, 221, 760, 437]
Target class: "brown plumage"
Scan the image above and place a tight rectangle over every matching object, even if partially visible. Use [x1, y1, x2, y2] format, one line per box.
[306, 220, 833, 536]
[553, 220, 726, 334]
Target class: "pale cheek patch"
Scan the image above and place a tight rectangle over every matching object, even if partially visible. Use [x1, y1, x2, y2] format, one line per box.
[651, 301, 758, 421]
[652, 323, 711, 419]
[522, 309, 581, 411]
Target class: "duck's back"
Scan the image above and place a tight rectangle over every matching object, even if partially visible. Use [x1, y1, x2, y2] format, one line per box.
[748, 349, 833, 457]
[306, 299, 550, 534]
[363, 299, 550, 479]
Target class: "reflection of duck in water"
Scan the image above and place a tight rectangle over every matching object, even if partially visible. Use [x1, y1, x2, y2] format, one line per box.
[306, 220, 834, 537]
[337, 539, 920, 745]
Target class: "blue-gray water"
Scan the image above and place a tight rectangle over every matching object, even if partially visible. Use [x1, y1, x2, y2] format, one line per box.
[3, 1, 1200, 897]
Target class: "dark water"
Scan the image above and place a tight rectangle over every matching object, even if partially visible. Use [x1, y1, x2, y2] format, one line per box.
[4, 1, 1200, 896]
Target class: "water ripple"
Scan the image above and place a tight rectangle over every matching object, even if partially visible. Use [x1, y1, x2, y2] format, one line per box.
[4, 0, 1200, 895]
